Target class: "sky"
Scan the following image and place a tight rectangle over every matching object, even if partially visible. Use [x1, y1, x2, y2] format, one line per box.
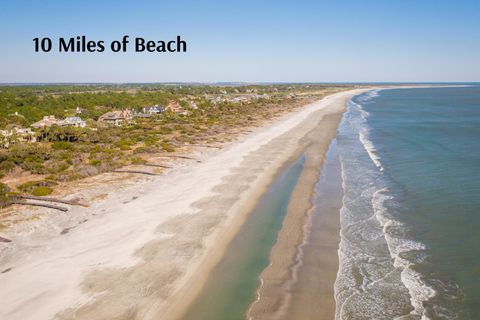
[0, 0, 479, 83]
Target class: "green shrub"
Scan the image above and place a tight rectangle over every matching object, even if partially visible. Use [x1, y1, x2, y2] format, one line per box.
[46, 161, 70, 173]
[18, 180, 57, 194]
[0, 159, 15, 172]
[52, 141, 74, 150]
[133, 146, 147, 154]
[20, 158, 46, 174]
[0, 194, 8, 208]
[115, 139, 134, 150]
[119, 144, 131, 151]
[0, 183, 10, 207]
[144, 137, 158, 147]
[157, 126, 172, 134]
[130, 157, 146, 164]
[161, 142, 175, 153]
[90, 159, 102, 166]
[32, 186, 53, 196]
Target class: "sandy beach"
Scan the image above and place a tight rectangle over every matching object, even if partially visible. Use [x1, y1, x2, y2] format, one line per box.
[247, 93, 354, 320]
[0, 88, 368, 320]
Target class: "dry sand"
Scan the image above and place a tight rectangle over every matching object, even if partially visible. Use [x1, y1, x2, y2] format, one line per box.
[0, 89, 369, 320]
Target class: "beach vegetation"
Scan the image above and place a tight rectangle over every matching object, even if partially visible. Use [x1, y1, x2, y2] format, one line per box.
[17, 180, 57, 195]
[0, 183, 10, 208]
[161, 142, 175, 152]
[0, 83, 355, 205]
[31, 186, 53, 196]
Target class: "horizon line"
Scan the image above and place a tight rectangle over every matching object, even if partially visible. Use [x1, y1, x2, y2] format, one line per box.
[1, 81, 479, 87]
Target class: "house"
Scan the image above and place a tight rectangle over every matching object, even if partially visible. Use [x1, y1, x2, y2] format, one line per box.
[225, 94, 270, 104]
[31, 116, 66, 129]
[15, 127, 36, 140]
[0, 127, 36, 148]
[189, 101, 198, 109]
[228, 96, 249, 103]
[142, 105, 164, 114]
[180, 99, 198, 110]
[64, 117, 87, 128]
[31, 115, 87, 129]
[133, 112, 151, 119]
[165, 101, 187, 115]
[98, 109, 133, 126]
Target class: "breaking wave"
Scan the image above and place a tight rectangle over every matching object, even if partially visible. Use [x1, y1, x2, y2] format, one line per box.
[334, 91, 437, 319]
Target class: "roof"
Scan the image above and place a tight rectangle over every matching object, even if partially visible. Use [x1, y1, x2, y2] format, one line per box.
[143, 105, 164, 113]
[31, 116, 65, 128]
[64, 117, 85, 123]
[99, 111, 123, 121]
[134, 113, 152, 118]
[99, 110, 133, 123]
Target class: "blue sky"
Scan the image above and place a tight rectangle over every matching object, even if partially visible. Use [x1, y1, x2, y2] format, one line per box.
[1, 0, 479, 83]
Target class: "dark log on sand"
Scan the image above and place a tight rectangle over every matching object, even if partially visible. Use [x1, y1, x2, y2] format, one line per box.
[15, 196, 88, 207]
[182, 144, 222, 149]
[157, 154, 201, 162]
[11, 201, 69, 212]
[0, 236, 12, 243]
[142, 164, 172, 169]
[112, 170, 159, 176]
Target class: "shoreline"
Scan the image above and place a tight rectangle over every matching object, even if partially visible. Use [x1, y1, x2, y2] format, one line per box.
[161, 89, 372, 320]
[247, 95, 354, 320]
[0, 88, 370, 320]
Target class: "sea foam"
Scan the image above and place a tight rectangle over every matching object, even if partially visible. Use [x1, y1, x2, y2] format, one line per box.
[335, 91, 437, 319]
[371, 188, 436, 319]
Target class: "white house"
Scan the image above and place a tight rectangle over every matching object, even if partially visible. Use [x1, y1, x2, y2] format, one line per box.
[99, 110, 134, 126]
[142, 105, 165, 114]
[31, 116, 65, 129]
[0, 127, 36, 148]
[64, 117, 87, 128]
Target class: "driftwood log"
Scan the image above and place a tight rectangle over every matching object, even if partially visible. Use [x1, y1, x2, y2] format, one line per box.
[182, 144, 222, 149]
[10, 201, 69, 212]
[142, 164, 172, 168]
[112, 170, 159, 176]
[0, 236, 12, 243]
[157, 154, 201, 162]
[15, 196, 88, 207]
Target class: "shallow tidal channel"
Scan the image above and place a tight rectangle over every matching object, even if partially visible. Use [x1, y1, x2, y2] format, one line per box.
[182, 154, 306, 320]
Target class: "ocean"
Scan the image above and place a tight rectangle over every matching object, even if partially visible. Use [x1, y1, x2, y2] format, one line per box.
[335, 86, 480, 319]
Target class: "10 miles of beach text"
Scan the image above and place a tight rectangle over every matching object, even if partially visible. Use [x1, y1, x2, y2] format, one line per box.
[32, 35, 187, 53]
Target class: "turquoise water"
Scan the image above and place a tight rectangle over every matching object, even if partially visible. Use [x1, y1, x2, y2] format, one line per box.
[183, 154, 305, 320]
[336, 87, 480, 319]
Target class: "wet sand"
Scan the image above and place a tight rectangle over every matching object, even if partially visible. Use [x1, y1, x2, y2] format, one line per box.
[284, 140, 343, 319]
[248, 99, 353, 320]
